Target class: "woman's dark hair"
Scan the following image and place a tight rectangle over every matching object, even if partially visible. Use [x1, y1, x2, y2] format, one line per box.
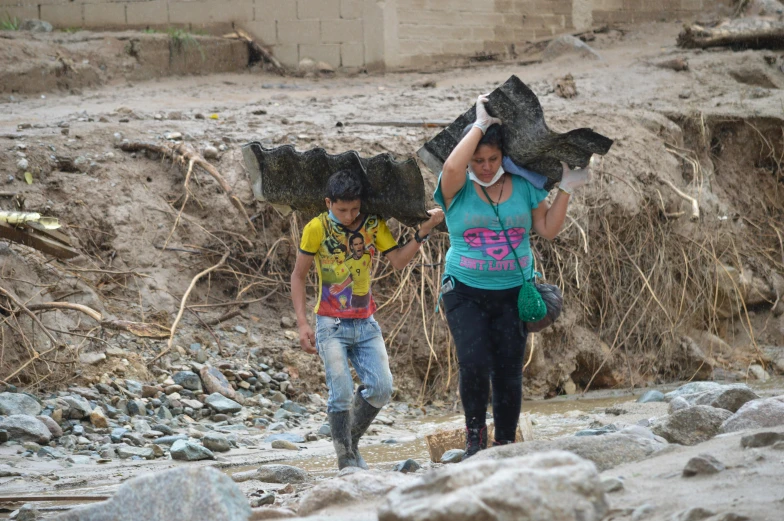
[326, 169, 365, 202]
[461, 123, 505, 153]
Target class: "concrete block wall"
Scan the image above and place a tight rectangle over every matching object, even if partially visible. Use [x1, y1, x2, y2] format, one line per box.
[394, 0, 732, 68]
[0, 0, 736, 70]
[0, 0, 376, 69]
[592, 0, 734, 25]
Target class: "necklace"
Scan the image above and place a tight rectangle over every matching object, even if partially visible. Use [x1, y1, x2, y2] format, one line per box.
[489, 175, 505, 206]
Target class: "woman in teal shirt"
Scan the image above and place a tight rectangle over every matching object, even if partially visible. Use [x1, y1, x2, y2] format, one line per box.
[435, 95, 592, 457]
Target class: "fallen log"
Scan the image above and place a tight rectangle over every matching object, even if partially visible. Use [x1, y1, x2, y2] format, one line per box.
[677, 18, 784, 50]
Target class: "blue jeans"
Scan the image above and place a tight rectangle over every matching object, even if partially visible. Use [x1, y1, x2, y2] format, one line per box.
[315, 315, 393, 413]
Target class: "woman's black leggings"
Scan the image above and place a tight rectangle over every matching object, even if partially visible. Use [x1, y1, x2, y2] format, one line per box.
[441, 278, 527, 442]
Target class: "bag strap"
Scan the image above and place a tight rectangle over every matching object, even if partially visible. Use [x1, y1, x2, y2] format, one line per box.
[480, 185, 528, 283]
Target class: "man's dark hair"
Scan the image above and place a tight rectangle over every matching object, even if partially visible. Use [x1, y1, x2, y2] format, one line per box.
[350, 234, 364, 245]
[461, 123, 504, 153]
[326, 170, 365, 202]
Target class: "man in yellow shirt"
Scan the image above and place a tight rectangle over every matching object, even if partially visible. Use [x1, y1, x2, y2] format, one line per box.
[291, 170, 443, 469]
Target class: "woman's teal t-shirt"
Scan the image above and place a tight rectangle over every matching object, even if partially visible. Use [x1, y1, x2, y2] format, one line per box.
[434, 172, 549, 290]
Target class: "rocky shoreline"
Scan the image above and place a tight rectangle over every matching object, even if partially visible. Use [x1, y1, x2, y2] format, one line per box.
[2, 377, 784, 520]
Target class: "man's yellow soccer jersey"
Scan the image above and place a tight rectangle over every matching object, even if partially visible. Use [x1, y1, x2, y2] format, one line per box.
[299, 213, 398, 318]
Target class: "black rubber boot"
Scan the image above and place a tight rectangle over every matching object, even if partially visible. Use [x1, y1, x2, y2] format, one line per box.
[464, 425, 487, 459]
[328, 410, 360, 470]
[349, 385, 381, 470]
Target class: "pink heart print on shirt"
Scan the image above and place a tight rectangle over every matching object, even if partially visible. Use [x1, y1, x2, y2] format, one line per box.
[464, 227, 526, 261]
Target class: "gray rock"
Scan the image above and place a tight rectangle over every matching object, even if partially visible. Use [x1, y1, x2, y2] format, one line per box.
[473, 431, 666, 471]
[281, 401, 308, 415]
[38, 446, 68, 459]
[273, 409, 293, 420]
[172, 371, 202, 392]
[637, 390, 665, 403]
[250, 493, 275, 507]
[52, 466, 250, 521]
[683, 454, 725, 477]
[203, 432, 231, 452]
[110, 428, 128, 443]
[440, 449, 465, 464]
[739, 431, 784, 448]
[673, 507, 716, 521]
[0, 415, 52, 443]
[266, 432, 305, 444]
[62, 395, 93, 419]
[0, 392, 42, 416]
[124, 380, 144, 396]
[205, 393, 242, 414]
[0, 464, 22, 477]
[36, 415, 63, 437]
[299, 469, 414, 516]
[66, 455, 95, 465]
[669, 396, 691, 414]
[152, 435, 188, 446]
[748, 364, 769, 381]
[720, 396, 784, 433]
[117, 445, 155, 460]
[14, 503, 39, 521]
[317, 423, 331, 437]
[601, 477, 624, 493]
[378, 451, 607, 521]
[664, 382, 725, 401]
[20, 19, 53, 32]
[202, 146, 219, 159]
[574, 424, 618, 437]
[652, 405, 732, 445]
[254, 464, 308, 484]
[631, 504, 656, 521]
[691, 386, 759, 413]
[127, 399, 147, 417]
[394, 459, 421, 473]
[170, 439, 215, 461]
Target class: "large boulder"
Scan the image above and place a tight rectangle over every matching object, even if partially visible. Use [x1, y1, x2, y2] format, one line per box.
[0, 415, 52, 443]
[53, 466, 250, 521]
[664, 382, 758, 413]
[663, 382, 727, 401]
[472, 430, 666, 472]
[378, 451, 607, 521]
[0, 392, 42, 416]
[652, 405, 732, 445]
[691, 386, 759, 413]
[720, 396, 784, 433]
[298, 470, 413, 516]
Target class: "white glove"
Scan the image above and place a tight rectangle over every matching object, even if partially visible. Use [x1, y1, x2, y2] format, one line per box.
[558, 156, 595, 194]
[473, 95, 502, 134]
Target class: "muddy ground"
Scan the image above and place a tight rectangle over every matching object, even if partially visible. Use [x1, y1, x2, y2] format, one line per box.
[0, 17, 783, 520]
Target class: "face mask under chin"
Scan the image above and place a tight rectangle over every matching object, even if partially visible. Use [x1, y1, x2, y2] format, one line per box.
[468, 164, 505, 187]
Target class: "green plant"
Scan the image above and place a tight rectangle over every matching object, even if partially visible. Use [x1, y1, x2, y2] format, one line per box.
[142, 27, 157, 34]
[167, 27, 205, 61]
[1, 14, 20, 31]
[63, 27, 82, 33]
